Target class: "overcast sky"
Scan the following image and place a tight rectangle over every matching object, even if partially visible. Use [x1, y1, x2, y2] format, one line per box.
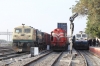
[0, 0, 87, 41]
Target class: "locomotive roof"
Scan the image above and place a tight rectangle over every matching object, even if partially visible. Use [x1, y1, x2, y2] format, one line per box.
[14, 25, 35, 29]
[76, 32, 87, 34]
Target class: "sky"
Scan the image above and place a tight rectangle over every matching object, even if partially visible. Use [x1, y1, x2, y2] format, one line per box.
[0, 0, 87, 41]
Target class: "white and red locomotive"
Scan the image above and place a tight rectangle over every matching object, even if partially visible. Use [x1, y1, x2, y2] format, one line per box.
[51, 28, 68, 51]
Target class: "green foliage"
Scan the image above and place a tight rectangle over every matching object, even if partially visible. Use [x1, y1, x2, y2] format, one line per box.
[71, 0, 100, 38]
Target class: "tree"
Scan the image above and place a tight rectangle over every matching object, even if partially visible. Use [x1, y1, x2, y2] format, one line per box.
[71, 0, 100, 38]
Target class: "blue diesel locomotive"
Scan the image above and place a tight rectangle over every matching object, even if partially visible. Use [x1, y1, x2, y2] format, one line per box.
[73, 31, 89, 50]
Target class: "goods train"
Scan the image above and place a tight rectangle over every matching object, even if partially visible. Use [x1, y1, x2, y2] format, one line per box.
[73, 31, 89, 50]
[12, 24, 50, 52]
[51, 28, 68, 51]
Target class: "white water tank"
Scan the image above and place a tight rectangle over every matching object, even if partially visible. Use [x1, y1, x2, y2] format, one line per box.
[30, 47, 39, 56]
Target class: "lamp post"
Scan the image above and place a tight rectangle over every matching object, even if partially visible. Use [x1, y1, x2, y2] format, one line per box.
[69, 13, 78, 54]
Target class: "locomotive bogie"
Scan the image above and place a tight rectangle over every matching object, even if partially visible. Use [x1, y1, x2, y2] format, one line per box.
[73, 41, 89, 50]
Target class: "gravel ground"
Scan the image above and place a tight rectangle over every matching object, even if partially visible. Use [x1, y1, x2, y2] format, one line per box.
[57, 52, 72, 66]
[8, 51, 51, 66]
[71, 51, 86, 66]
[2, 49, 100, 66]
[0, 53, 30, 66]
[55, 49, 87, 66]
[54, 49, 77, 66]
[29, 52, 61, 66]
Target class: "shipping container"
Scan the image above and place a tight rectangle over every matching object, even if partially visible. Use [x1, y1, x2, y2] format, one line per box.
[57, 23, 67, 33]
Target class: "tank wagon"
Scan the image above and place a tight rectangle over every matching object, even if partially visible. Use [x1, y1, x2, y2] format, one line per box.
[12, 24, 50, 52]
[51, 28, 68, 51]
[73, 31, 89, 50]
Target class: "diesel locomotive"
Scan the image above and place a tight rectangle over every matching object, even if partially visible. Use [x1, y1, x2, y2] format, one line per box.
[12, 24, 50, 52]
[51, 28, 68, 51]
[73, 31, 89, 50]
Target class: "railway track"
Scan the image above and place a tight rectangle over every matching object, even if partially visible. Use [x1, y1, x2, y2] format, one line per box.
[0, 46, 13, 50]
[76, 50, 88, 66]
[56, 50, 87, 66]
[55, 51, 75, 66]
[51, 52, 63, 66]
[82, 50, 100, 66]
[0, 52, 29, 61]
[0, 46, 14, 54]
[0, 52, 16, 57]
[7, 51, 52, 66]
[2, 49, 98, 66]
[24, 52, 60, 66]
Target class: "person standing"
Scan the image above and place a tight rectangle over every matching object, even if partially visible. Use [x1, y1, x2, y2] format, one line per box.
[88, 39, 90, 46]
[90, 39, 92, 46]
[93, 39, 96, 46]
[96, 39, 99, 47]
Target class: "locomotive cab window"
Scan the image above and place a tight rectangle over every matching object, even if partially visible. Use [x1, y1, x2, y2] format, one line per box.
[82, 34, 86, 37]
[24, 29, 31, 33]
[76, 34, 81, 38]
[15, 29, 22, 33]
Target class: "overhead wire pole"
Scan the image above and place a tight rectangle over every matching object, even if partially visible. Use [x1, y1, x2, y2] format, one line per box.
[7, 29, 8, 42]
[69, 13, 78, 54]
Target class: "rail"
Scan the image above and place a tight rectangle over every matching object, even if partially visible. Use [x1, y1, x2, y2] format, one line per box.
[51, 52, 63, 66]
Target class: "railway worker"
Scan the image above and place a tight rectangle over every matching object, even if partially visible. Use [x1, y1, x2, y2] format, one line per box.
[92, 39, 94, 46]
[93, 39, 96, 46]
[98, 40, 100, 47]
[90, 39, 92, 46]
[88, 39, 90, 46]
[96, 39, 99, 47]
[88, 39, 92, 46]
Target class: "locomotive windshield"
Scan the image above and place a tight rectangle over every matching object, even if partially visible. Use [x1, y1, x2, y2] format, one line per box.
[24, 29, 31, 33]
[15, 28, 22, 33]
[82, 34, 87, 37]
[76, 34, 81, 38]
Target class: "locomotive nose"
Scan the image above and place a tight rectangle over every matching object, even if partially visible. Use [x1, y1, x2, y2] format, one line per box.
[21, 34, 25, 36]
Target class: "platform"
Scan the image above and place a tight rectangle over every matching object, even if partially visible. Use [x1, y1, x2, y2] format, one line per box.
[89, 46, 100, 57]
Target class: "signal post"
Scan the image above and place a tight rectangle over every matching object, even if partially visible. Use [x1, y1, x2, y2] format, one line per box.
[69, 13, 78, 54]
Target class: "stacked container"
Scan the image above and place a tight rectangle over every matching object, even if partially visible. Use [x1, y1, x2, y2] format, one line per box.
[57, 23, 67, 33]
